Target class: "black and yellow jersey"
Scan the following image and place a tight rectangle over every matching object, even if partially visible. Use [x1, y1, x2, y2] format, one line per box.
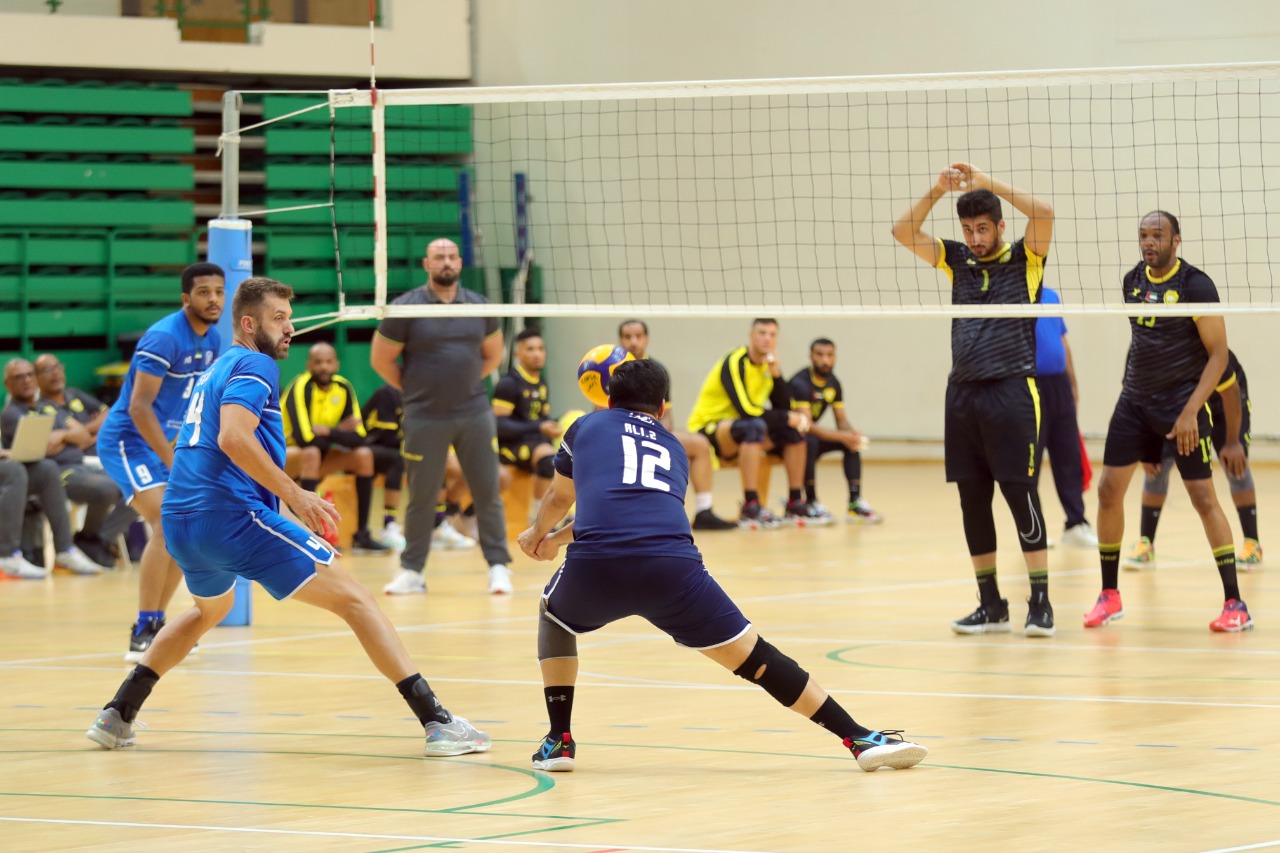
[362, 384, 403, 449]
[493, 365, 550, 444]
[281, 372, 366, 448]
[687, 346, 786, 432]
[788, 368, 844, 424]
[938, 237, 1044, 383]
[1121, 259, 1219, 406]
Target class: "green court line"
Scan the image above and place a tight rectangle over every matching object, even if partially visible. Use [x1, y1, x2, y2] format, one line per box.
[825, 645, 1280, 683]
[363, 819, 623, 853]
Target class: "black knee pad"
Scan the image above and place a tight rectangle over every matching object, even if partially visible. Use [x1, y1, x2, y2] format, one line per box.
[729, 417, 766, 444]
[535, 454, 556, 479]
[999, 481, 1047, 552]
[732, 636, 809, 707]
[762, 408, 803, 446]
[957, 479, 998, 556]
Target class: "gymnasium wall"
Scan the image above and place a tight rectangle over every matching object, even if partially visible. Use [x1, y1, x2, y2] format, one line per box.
[467, 1, 1280, 445]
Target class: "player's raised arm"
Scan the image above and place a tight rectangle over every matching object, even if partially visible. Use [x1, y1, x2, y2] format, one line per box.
[891, 167, 964, 266]
[953, 163, 1054, 257]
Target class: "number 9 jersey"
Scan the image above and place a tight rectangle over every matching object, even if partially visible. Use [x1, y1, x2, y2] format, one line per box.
[163, 346, 286, 515]
[553, 408, 701, 561]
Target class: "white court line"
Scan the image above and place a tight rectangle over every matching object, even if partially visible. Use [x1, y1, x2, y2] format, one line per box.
[0, 817, 782, 853]
[1199, 841, 1280, 853]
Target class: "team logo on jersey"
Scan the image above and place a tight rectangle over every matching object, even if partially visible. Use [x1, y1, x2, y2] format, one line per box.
[966, 258, 976, 265]
[1163, 290, 1180, 304]
[823, 388, 836, 403]
[628, 412, 656, 426]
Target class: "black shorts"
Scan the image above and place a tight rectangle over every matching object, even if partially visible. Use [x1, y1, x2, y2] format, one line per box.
[944, 377, 1041, 484]
[498, 436, 553, 472]
[541, 554, 751, 650]
[1104, 393, 1214, 480]
[369, 444, 404, 486]
[1209, 391, 1252, 457]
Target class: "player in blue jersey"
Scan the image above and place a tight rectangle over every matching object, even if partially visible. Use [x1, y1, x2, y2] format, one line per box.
[86, 277, 490, 758]
[517, 359, 926, 773]
[97, 263, 225, 661]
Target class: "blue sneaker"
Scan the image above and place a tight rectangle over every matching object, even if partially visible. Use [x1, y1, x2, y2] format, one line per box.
[845, 730, 928, 771]
[532, 732, 576, 772]
[86, 707, 137, 749]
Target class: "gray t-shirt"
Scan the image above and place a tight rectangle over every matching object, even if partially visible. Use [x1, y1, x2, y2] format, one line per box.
[375, 285, 501, 419]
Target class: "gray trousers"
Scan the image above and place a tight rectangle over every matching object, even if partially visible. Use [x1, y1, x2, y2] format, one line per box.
[61, 464, 136, 541]
[17, 458, 74, 554]
[401, 408, 510, 573]
[0, 459, 27, 555]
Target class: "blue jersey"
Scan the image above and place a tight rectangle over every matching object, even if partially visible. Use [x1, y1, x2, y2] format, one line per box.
[101, 309, 222, 444]
[553, 408, 700, 560]
[163, 346, 285, 515]
[1034, 287, 1068, 376]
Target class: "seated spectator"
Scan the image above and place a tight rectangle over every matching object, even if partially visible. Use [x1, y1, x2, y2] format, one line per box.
[1, 358, 105, 573]
[35, 353, 109, 447]
[790, 339, 882, 524]
[618, 320, 735, 530]
[686, 319, 820, 529]
[281, 343, 387, 553]
[0, 457, 46, 578]
[493, 328, 561, 520]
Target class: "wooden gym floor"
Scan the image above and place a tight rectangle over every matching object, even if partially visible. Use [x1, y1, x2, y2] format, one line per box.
[0, 461, 1276, 852]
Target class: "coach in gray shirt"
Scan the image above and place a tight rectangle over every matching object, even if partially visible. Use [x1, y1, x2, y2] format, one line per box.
[371, 238, 513, 595]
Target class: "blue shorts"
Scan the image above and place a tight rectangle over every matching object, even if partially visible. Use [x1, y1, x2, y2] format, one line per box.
[98, 433, 170, 500]
[163, 508, 336, 600]
[541, 554, 751, 650]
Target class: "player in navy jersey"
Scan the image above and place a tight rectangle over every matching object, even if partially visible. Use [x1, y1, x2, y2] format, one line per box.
[893, 163, 1056, 637]
[517, 359, 926, 773]
[97, 263, 224, 661]
[86, 277, 490, 758]
[1087, 211, 1251, 632]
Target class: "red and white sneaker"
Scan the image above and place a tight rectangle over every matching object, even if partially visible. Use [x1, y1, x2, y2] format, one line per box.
[1083, 589, 1124, 628]
[1209, 598, 1254, 633]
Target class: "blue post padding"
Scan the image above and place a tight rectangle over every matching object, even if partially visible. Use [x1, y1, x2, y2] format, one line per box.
[207, 218, 253, 346]
[207, 218, 253, 624]
[219, 576, 254, 627]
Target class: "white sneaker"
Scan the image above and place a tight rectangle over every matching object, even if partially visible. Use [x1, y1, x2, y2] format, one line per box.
[487, 563, 513, 595]
[383, 569, 427, 595]
[1, 551, 47, 579]
[433, 519, 477, 551]
[55, 547, 103, 575]
[1061, 523, 1099, 549]
[379, 520, 407, 552]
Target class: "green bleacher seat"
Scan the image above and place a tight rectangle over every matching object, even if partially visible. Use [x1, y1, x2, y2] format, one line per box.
[264, 162, 459, 192]
[0, 197, 195, 228]
[0, 83, 192, 117]
[0, 161, 194, 190]
[264, 127, 471, 156]
[261, 96, 471, 129]
[264, 194, 458, 227]
[0, 125, 195, 154]
[0, 233, 194, 267]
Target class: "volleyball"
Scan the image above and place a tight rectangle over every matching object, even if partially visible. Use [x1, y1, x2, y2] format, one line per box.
[576, 345, 634, 407]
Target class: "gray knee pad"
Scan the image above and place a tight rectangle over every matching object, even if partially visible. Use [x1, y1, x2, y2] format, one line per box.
[729, 418, 766, 444]
[537, 599, 578, 661]
[535, 454, 556, 479]
[1227, 465, 1255, 494]
[732, 636, 809, 707]
[1144, 460, 1174, 496]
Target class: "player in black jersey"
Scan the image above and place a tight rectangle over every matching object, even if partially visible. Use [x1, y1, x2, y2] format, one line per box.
[1122, 350, 1261, 571]
[516, 359, 926, 773]
[789, 338, 881, 523]
[617, 319, 735, 530]
[1087, 211, 1252, 632]
[894, 163, 1055, 637]
[493, 328, 561, 518]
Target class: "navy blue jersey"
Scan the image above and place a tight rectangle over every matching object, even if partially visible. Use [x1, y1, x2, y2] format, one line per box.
[100, 309, 222, 444]
[163, 346, 285, 515]
[553, 408, 700, 560]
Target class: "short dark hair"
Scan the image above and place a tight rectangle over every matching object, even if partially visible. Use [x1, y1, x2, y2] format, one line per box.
[956, 189, 1002, 224]
[181, 262, 226, 295]
[232, 276, 294, 323]
[515, 327, 543, 343]
[1143, 209, 1180, 236]
[751, 318, 778, 329]
[810, 337, 835, 351]
[618, 318, 649, 337]
[607, 359, 668, 415]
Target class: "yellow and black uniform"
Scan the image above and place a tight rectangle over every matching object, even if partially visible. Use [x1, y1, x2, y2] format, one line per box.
[687, 346, 797, 459]
[1104, 259, 1221, 479]
[493, 365, 552, 472]
[363, 384, 405, 485]
[282, 372, 367, 452]
[1209, 351, 1250, 456]
[789, 367, 863, 491]
[937, 237, 1044, 484]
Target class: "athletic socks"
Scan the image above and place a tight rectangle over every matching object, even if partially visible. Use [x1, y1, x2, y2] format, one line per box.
[1215, 545, 1240, 600]
[849, 483, 861, 504]
[695, 492, 714, 513]
[1100, 544, 1122, 590]
[135, 610, 163, 633]
[1029, 571, 1049, 602]
[106, 664, 159, 723]
[809, 696, 871, 740]
[975, 566, 1000, 606]
[397, 674, 451, 726]
[788, 488, 803, 505]
[355, 475, 373, 532]
[1238, 504, 1259, 542]
[544, 685, 575, 735]
[744, 490, 760, 505]
[1139, 505, 1161, 543]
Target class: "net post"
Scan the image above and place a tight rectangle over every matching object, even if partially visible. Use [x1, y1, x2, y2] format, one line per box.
[219, 90, 242, 218]
[370, 87, 389, 310]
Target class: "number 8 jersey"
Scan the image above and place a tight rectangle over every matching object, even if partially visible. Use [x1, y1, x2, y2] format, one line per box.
[553, 408, 700, 560]
[163, 346, 286, 515]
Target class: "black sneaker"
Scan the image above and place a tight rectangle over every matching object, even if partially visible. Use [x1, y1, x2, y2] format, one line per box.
[783, 500, 835, 527]
[738, 500, 782, 530]
[74, 532, 116, 570]
[351, 530, 391, 554]
[1025, 597, 1056, 638]
[951, 598, 1011, 635]
[125, 618, 162, 662]
[532, 731, 576, 772]
[692, 509, 736, 531]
